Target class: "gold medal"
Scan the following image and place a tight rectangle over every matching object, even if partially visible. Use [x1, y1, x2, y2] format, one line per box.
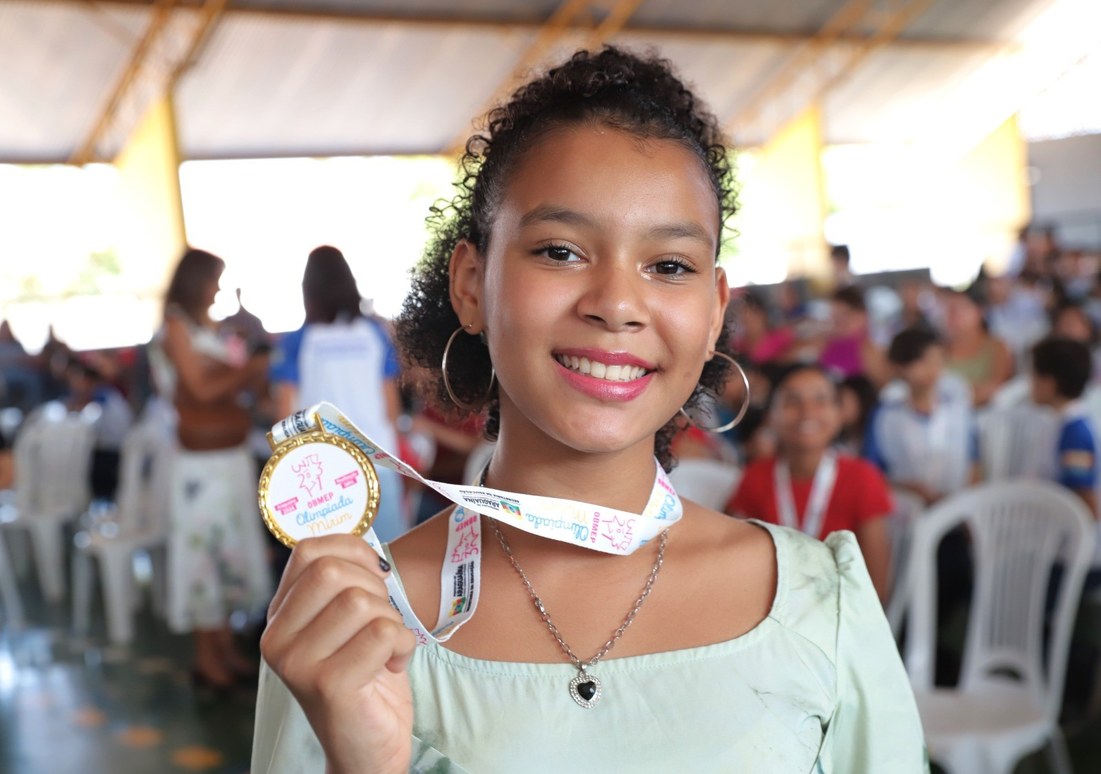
[258, 424, 381, 548]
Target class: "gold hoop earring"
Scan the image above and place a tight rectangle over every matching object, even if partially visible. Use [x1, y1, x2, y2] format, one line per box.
[678, 352, 751, 434]
[442, 325, 496, 412]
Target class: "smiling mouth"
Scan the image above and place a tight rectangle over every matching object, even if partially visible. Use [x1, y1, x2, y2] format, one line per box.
[554, 354, 650, 382]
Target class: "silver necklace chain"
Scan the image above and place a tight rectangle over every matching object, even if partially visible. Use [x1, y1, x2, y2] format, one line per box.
[490, 521, 669, 671]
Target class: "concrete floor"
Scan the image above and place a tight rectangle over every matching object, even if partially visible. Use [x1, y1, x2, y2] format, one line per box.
[0, 582, 257, 774]
[2, 561, 1101, 773]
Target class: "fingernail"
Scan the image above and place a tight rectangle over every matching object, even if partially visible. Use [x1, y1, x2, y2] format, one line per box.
[379, 557, 391, 573]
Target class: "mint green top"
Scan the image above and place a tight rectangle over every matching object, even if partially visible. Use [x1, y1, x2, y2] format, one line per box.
[252, 522, 927, 773]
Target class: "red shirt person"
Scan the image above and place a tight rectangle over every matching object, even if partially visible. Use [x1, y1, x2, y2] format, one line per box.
[728, 455, 892, 542]
[726, 364, 893, 602]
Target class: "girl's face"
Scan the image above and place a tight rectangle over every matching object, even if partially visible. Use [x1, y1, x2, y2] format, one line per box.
[451, 125, 727, 458]
[771, 370, 841, 454]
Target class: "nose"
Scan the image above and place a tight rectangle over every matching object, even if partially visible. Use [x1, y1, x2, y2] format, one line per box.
[576, 260, 648, 331]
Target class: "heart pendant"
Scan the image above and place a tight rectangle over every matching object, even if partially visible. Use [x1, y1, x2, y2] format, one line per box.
[568, 671, 602, 709]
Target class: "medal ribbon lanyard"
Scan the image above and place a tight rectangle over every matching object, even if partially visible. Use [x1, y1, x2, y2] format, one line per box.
[267, 402, 684, 644]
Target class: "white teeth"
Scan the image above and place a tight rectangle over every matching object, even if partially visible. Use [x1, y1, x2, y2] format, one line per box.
[555, 355, 647, 382]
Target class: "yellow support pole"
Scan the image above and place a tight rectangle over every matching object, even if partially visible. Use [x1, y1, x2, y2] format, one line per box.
[113, 95, 187, 307]
[729, 106, 829, 285]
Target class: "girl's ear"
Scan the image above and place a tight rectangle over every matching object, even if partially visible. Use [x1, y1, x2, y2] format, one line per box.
[708, 266, 731, 356]
[449, 240, 485, 332]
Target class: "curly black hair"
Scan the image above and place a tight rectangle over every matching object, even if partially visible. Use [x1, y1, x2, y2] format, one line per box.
[394, 46, 739, 471]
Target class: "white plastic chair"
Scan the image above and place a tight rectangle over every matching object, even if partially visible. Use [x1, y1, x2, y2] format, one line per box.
[0, 493, 24, 629]
[977, 405, 1062, 481]
[885, 488, 924, 639]
[71, 416, 175, 644]
[903, 480, 1095, 774]
[3, 403, 96, 603]
[987, 375, 1032, 411]
[668, 458, 741, 511]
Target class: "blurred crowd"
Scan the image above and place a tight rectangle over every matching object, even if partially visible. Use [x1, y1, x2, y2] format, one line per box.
[2, 224, 1101, 691]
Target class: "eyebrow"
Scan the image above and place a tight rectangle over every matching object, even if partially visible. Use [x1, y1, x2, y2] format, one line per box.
[518, 204, 715, 247]
[518, 205, 595, 230]
[645, 221, 714, 247]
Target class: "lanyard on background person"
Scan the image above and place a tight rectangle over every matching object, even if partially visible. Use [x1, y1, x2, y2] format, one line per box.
[774, 451, 838, 540]
[259, 402, 684, 645]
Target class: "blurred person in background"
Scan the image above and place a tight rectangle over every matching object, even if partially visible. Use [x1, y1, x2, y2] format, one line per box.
[829, 244, 854, 289]
[1050, 300, 1101, 382]
[1054, 249, 1095, 301]
[720, 361, 780, 465]
[818, 285, 889, 386]
[864, 328, 977, 506]
[895, 278, 937, 335]
[985, 274, 1050, 367]
[0, 319, 40, 412]
[730, 291, 794, 365]
[221, 287, 270, 354]
[158, 248, 272, 689]
[31, 325, 71, 404]
[726, 364, 893, 602]
[63, 355, 132, 500]
[729, 405, 775, 467]
[1081, 261, 1101, 330]
[1030, 337, 1099, 518]
[271, 245, 407, 542]
[941, 287, 1013, 407]
[837, 374, 878, 456]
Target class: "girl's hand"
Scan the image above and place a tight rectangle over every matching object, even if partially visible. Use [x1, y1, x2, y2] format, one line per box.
[261, 535, 417, 774]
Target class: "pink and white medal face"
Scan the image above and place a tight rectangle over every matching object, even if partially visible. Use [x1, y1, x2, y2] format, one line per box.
[258, 428, 381, 548]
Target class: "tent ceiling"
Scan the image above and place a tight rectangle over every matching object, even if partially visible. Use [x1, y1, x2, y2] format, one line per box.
[0, 0, 1091, 164]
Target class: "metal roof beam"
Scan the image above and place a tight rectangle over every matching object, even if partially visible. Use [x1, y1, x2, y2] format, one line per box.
[726, 0, 937, 145]
[71, 0, 178, 165]
[64, 0, 1004, 51]
[442, 0, 643, 156]
[70, 0, 229, 164]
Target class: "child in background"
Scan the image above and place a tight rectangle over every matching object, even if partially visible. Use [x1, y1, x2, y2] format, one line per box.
[1030, 337, 1099, 516]
[1050, 301, 1101, 383]
[727, 364, 894, 602]
[864, 328, 977, 506]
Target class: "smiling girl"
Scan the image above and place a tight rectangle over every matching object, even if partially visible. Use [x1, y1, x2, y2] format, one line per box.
[252, 48, 924, 773]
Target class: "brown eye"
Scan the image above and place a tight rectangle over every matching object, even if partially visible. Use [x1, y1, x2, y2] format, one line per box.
[650, 258, 696, 276]
[541, 245, 580, 263]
